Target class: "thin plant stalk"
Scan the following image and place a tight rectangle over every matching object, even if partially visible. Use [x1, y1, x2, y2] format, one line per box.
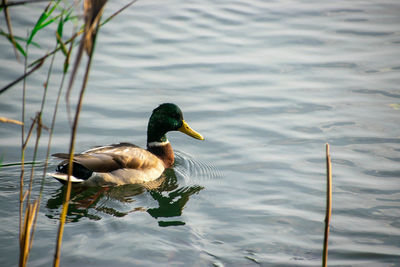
[53, 2, 106, 264]
[19, 199, 38, 267]
[53, 49, 95, 267]
[18, 22, 48, 265]
[322, 143, 332, 267]
[0, 58, 45, 94]
[25, 112, 42, 206]
[0, 0, 50, 8]
[28, 43, 62, 251]
[39, 41, 70, 199]
[100, 0, 137, 25]
[2, 0, 20, 60]
[18, 41, 28, 266]
[22, 115, 38, 151]
[19, 36, 43, 267]
[29, 36, 72, 252]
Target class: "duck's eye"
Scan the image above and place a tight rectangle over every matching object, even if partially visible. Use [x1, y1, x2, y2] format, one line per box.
[171, 112, 181, 121]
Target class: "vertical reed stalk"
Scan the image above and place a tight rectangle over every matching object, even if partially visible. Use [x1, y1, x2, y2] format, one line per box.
[54, 2, 106, 265]
[39, 41, 70, 199]
[19, 200, 39, 267]
[322, 143, 332, 267]
[29, 45, 62, 252]
[18, 42, 28, 267]
[26, 112, 42, 206]
[53, 49, 95, 267]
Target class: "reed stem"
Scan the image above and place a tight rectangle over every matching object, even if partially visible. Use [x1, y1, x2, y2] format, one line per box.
[53, 49, 95, 267]
[29, 45, 60, 252]
[53, 2, 104, 261]
[322, 143, 332, 267]
[18, 41, 28, 267]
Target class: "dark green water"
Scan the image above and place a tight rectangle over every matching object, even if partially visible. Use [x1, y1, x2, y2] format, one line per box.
[1, 0, 400, 266]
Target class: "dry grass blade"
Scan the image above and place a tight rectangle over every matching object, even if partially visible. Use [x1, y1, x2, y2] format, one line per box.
[322, 143, 332, 267]
[19, 199, 39, 267]
[65, 0, 107, 121]
[22, 115, 39, 150]
[0, 117, 24, 125]
[2, 0, 20, 60]
[83, 0, 107, 55]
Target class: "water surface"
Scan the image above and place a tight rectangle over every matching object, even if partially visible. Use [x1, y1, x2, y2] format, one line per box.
[1, 0, 399, 266]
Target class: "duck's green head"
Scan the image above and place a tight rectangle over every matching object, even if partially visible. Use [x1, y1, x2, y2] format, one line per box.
[147, 103, 204, 144]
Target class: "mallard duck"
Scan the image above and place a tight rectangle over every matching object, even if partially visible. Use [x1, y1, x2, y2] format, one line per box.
[51, 103, 204, 186]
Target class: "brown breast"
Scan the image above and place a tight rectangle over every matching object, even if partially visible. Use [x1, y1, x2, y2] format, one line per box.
[147, 143, 175, 168]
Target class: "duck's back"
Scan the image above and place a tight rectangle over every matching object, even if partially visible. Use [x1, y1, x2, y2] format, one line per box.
[51, 143, 165, 186]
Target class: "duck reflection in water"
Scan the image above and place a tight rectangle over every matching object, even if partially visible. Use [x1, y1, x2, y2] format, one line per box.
[46, 168, 203, 226]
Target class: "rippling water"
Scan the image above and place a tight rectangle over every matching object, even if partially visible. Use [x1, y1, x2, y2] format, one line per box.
[1, 0, 400, 266]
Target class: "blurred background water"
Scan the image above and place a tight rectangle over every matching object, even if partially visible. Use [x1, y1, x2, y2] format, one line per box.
[1, 0, 400, 266]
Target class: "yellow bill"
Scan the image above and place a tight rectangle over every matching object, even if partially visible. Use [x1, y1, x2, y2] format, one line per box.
[178, 120, 204, 140]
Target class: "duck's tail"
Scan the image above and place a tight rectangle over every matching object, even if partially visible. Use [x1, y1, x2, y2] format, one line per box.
[50, 159, 94, 184]
[49, 172, 86, 184]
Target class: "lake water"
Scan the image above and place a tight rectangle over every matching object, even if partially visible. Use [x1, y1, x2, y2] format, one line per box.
[1, 0, 400, 266]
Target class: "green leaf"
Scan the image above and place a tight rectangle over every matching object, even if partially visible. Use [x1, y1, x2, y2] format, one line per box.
[57, 15, 64, 39]
[0, 30, 26, 57]
[35, 14, 61, 32]
[12, 40, 27, 58]
[56, 14, 69, 56]
[47, 0, 60, 15]
[63, 59, 69, 74]
[28, 9, 50, 44]
[63, 41, 72, 74]
[13, 35, 41, 48]
[0, 30, 41, 48]
[65, 9, 73, 21]
[27, 1, 60, 44]
[56, 32, 68, 56]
